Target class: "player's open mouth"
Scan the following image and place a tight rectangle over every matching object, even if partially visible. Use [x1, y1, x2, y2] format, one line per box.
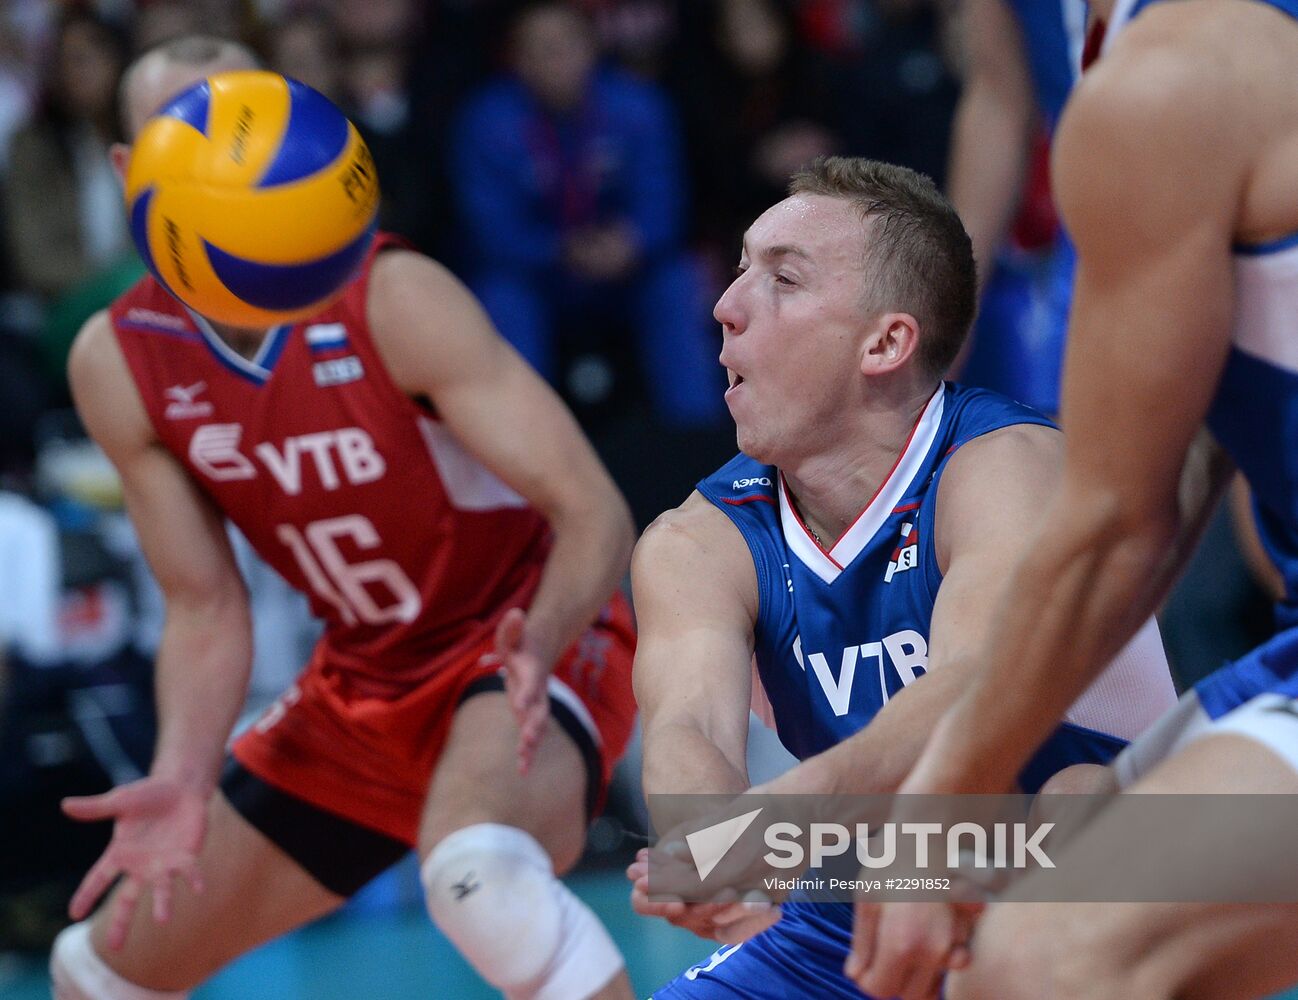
[727, 372, 744, 391]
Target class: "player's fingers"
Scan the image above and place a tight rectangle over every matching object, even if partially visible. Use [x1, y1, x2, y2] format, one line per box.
[516, 699, 549, 773]
[948, 943, 973, 970]
[631, 882, 686, 918]
[151, 874, 173, 924]
[630, 888, 685, 920]
[61, 789, 123, 822]
[897, 931, 949, 1000]
[184, 858, 206, 896]
[515, 718, 543, 774]
[105, 878, 143, 951]
[495, 608, 526, 653]
[844, 898, 880, 982]
[68, 855, 120, 920]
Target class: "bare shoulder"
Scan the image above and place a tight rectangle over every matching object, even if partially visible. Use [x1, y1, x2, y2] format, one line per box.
[634, 491, 759, 615]
[67, 310, 123, 388]
[941, 422, 1062, 490]
[365, 248, 501, 393]
[934, 423, 1062, 566]
[637, 491, 750, 566]
[368, 246, 463, 303]
[1067, 6, 1253, 155]
[67, 310, 153, 455]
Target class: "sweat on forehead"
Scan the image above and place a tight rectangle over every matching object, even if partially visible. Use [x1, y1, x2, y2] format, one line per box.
[744, 194, 872, 262]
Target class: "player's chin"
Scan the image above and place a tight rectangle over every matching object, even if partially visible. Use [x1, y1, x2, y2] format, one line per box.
[733, 424, 774, 464]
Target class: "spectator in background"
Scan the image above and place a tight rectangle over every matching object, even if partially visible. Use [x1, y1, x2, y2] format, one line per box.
[579, 0, 681, 80]
[130, 2, 203, 55]
[328, 0, 446, 255]
[2, 11, 131, 305]
[451, 0, 724, 430]
[822, 0, 961, 188]
[266, 10, 342, 101]
[672, 0, 839, 264]
[0, 14, 37, 171]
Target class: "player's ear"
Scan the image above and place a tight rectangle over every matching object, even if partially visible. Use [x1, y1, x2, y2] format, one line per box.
[109, 143, 130, 185]
[861, 312, 921, 376]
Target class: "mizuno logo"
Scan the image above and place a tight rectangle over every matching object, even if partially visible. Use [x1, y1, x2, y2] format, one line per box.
[164, 381, 214, 419]
[451, 871, 481, 900]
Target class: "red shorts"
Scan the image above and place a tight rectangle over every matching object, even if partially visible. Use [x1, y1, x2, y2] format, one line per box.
[230, 592, 636, 846]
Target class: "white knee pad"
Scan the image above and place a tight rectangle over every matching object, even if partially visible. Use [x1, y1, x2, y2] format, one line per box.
[50, 923, 190, 1000]
[421, 823, 624, 1000]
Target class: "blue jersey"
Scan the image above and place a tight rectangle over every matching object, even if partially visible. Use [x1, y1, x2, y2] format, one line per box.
[697, 383, 1126, 791]
[654, 384, 1159, 1000]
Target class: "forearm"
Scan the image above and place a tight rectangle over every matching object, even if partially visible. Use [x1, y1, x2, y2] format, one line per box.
[149, 597, 253, 793]
[947, 84, 1032, 282]
[525, 497, 634, 668]
[642, 719, 749, 798]
[762, 669, 963, 800]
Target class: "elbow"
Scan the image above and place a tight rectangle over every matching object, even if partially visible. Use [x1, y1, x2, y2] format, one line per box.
[1056, 484, 1179, 574]
[168, 579, 252, 643]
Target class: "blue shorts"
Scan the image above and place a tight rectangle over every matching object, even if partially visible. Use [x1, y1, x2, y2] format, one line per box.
[648, 902, 879, 999]
[1114, 625, 1298, 786]
[1196, 625, 1298, 717]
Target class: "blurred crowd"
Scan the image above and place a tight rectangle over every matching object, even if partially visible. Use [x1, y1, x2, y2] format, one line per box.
[0, 0, 1273, 961]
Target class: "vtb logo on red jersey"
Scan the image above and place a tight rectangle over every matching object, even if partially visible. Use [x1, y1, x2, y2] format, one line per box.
[884, 522, 918, 583]
[188, 424, 387, 494]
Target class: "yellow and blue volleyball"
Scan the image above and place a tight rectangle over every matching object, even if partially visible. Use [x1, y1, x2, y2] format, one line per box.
[125, 70, 379, 328]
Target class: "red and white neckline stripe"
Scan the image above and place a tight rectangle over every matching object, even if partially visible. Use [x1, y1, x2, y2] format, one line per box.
[779, 384, 945, 584]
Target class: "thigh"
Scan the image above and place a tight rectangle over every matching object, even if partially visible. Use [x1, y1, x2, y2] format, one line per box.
[417, 690, 589, 872]
[90, 790, 343, 991]
[418, 596, 636, 871]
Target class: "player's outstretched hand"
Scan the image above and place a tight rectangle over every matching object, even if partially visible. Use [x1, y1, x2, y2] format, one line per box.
[846, 897, 982, 1000]
[490, 607, 551, 774]
[627, 848, 781, 943]
[62, 777, 208, 951]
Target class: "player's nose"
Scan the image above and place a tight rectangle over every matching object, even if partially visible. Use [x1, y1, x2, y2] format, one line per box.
[713, 278, 747, 335]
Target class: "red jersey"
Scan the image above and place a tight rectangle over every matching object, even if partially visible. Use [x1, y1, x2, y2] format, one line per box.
[109, 234, 551, 687]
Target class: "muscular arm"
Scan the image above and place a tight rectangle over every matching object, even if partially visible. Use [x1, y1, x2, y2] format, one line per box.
[68, 312, 253, 796]
[367, 250, 634, 670]
[913, 35, 1244, 794]
[632, 494, 757, 798]
[761, 424, 1066, 801]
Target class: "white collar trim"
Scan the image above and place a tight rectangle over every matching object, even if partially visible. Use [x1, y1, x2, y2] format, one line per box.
[779, 384, 945, 584]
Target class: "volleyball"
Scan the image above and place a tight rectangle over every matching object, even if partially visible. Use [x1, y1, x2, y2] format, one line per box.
[124, 70, 379, 328]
